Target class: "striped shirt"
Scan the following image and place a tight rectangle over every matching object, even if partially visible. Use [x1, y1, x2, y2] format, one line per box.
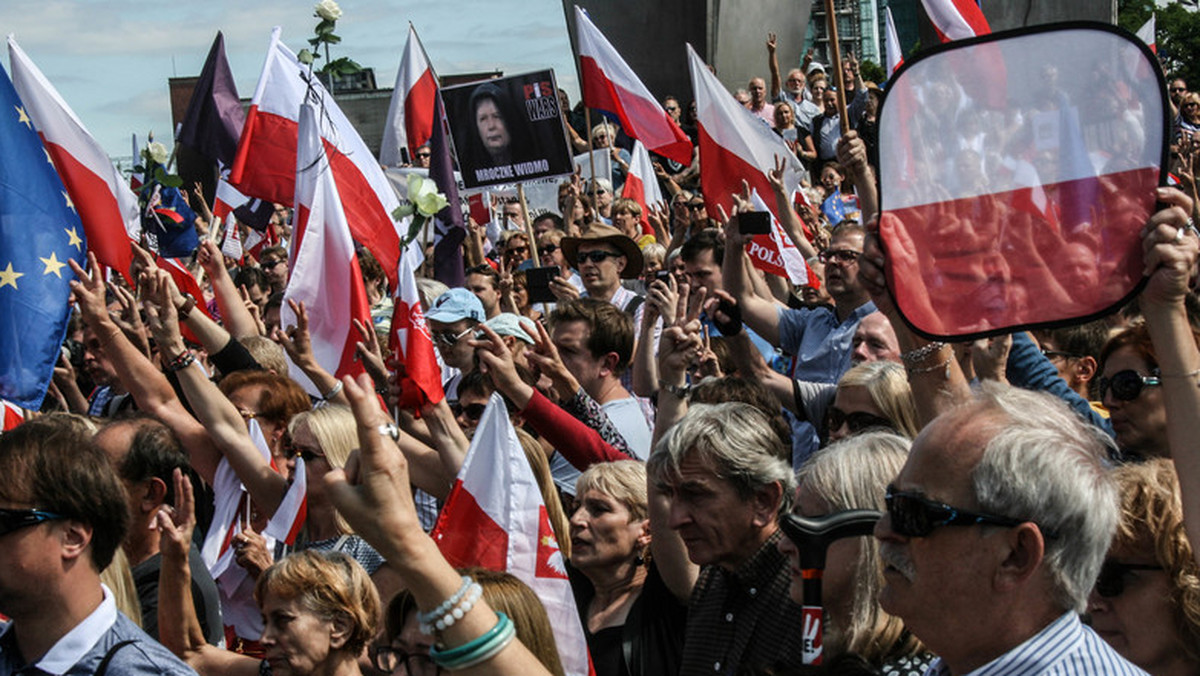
[924, 612, 1146, 676]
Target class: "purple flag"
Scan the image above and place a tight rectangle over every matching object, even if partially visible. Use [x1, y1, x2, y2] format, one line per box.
[177, 32, 244, 166]
[430, 93, 465, 287]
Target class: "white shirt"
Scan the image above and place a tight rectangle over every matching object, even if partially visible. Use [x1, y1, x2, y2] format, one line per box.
[29, 585, 117, 674]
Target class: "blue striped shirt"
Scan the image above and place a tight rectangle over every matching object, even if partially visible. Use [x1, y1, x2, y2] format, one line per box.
[924, 612, 1147, 676]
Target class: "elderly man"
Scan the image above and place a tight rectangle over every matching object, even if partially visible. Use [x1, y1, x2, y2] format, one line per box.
[649, 402, 803, 675]
[875, 384, 1143, 676]
[746, 77, 775, 124]
[0, 418, 197, 675]
[766, 32, 822, 129]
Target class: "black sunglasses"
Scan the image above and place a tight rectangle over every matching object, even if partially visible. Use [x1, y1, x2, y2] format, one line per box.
[0, 507, 66, 538]
[576, 250, 621, 264]
[540, 244, 559, 255]
[452, 402, 487, 422]
[1094, 560, 1163, 598]
[687, 202, 706, 211]
[826, 407, 894, 435]
[884, 487, 1027, 538]
[1040, 348, 1082, 361]
[819, 249, 862, 265]
[1097, 369, 1160, 402]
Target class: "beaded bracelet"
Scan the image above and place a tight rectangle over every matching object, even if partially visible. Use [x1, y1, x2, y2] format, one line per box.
[906, 356, 952, 379]
[430, 582, 483, 633]
[417, 575, 472, 632]
[166, 351, 196, 372]
[431, 612, 517, 670]
[900, 342, 946, 365]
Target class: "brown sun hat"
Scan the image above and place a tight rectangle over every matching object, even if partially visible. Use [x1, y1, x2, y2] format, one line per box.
[560, 223, 644, 279]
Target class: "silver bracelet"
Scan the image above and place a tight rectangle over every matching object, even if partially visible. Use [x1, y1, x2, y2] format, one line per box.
[319, 379, 344, 402]
[901, 342, 946, 365]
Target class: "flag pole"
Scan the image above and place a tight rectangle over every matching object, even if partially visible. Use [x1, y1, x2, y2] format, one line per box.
[824, 0, 850, 134]
[584, 107, 598, 213]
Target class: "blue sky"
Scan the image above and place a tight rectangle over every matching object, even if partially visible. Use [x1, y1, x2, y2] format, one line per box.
[1, 0, 581, 160]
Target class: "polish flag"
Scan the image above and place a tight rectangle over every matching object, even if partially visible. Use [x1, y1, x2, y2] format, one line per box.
[229, 27, 414, 291]
[687, 44, 814, 285]
[156, 254, 214, 345]
[922, 0, 990, 42]
[432, 395, 589, 676]
[879, 27, 1162, 337]
[621, 141, 664, 236]
[281, 103, 371, 393]
[576, 6, 693, 165]
[1, 400, 23, 432]
[885, 7, 904, 76]
[380, 25, 438, 167]
[1136, 14, 1156, 53]
[130, 134, 144, 190]
[8, 37, 139, 281]
[388, 252, 444, 409]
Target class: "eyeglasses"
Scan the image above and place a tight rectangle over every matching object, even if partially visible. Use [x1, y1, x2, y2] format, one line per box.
[826, 407, 894, 435]
[452, 402, 487, 422]
[818, 249, 862, 265]
[576, 250, 622, 264]
[884, 487, 1028, 538]
[372, 646, 442, 675]
[540, 244, 559, 255]
[665, 105, 680, 112]
[1094, 560, 1164, 598]
[1040, 348, 1082, 361]
[1171, 87, 1187, 92]
[506, 246, 529, 255]
[433, 326, 475, 347]
[1097, 369, 1160, 402]
[1185, 103, 1199, 109]
[262, 259, 286, 269]
[0, 507, 66, 538]
[687, 202, 706, 211]
[416, 151, 432, 158]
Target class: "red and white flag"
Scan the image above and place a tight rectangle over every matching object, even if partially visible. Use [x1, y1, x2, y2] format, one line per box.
[922, 0, 990, 42]
[687, 44, 814, 286]
[621, 141, 664, 236]
[1137, 14, 1156, 53]
[388, 252, 444, 409]
[576, 6, 692, 165]
[229, 27, 415, 291]
[432, 395, 589, 676]
[9, 37, 140, 281]
[130, 134, 144, 190]
[281, 103, 372, 393]
[380, 25, 438, 167]
[885, 7, 904, 76]
[1, 400, 23, 432]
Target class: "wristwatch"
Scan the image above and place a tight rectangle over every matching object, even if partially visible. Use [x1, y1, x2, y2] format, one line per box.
[377, 423, 400, 441]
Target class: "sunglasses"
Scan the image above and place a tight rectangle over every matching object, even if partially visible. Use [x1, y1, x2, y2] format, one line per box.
[506, 246, 529, 255]
[452, 402, 487, 422]
[884, 487, 1027, 538]
[416, 152, 432, 158]
[1040, 348, 1082, 361]
[540, 244, 559, 255]
[0, 507, 66, 538]
[576, 250, 622, 264]
[818, 249, 862, 265]
[1097, 369, 1160, 402]
[826, 407, 894, 435]
[434, 326, 474, 347]
[1093, 560, 1163, 598]
[687, 202, 706, 211]
[1171, 87, 1187, 92]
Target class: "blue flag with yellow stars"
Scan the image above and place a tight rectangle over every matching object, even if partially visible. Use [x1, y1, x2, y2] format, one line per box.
[0, 61, 87, 408]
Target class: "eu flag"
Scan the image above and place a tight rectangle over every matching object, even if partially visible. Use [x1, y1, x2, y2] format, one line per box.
[0, 62, 87, 408]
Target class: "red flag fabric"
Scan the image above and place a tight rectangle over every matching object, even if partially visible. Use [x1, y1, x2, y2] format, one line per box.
[388, 250, 445, 408]
[621, 141, 664, 236]
[922, 0, 990, 42]
[380, 25, 438, 167]
[432, 395, 589, 676]
[229, 27, 414, 291]
[156, 254, 213, 344]
[879, 26, 1164, 339]
[687, 44, 813, 285]
[9, 37, 139, 282]
[281, 103, 371, 391]
[576, 6, 692, 165]
[2, 400, 23, 431]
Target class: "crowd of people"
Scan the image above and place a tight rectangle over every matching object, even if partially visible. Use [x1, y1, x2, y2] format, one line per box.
[4, 30, 1200, 676]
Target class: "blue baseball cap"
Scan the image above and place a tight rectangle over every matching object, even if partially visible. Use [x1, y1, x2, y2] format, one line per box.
[485, 313, 535, 344]
[425, 288, 486, 324]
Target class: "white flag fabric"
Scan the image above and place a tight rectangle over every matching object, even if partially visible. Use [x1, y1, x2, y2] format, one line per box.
[1136, 14, 1156, 53]
[921, 0, 990, 42]
[380, 25, 438, 167]
[621, 141, 664, 236]
[431, 394, 590, 676]
[885, 7, 904, 76]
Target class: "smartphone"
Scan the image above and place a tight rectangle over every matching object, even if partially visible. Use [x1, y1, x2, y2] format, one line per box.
[655, 270, 673, 284]
[525, 266, 559, 304]
[738, 211, 771, 235]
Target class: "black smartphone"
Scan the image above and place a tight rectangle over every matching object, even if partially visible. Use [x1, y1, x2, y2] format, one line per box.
[738, 211, 771, 235]
[655, 270, 672, 284]
[526, 266, 559, 304]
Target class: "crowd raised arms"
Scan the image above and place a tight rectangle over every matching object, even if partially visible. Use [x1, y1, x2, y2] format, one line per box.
[6, 15, 1200, 676]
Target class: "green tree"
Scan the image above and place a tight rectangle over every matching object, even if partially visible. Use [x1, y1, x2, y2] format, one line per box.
[860, 59, 886, 84]
[1119, 0, 1200, 87]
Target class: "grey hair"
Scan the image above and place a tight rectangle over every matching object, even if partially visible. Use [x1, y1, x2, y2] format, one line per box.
[968, 382, 1119, 614]
[648, 402, 795, 516]
[796, 431, 920, 661]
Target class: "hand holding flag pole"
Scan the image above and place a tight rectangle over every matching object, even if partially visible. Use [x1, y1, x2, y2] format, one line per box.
[823, 0, 850, 134]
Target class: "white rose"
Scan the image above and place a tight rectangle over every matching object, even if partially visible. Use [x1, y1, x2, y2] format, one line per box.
[143, 141, 169, 165]
[314, 0, 342, 21]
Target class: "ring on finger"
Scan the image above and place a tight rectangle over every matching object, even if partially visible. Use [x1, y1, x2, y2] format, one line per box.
[1176, 225, 1187, 243]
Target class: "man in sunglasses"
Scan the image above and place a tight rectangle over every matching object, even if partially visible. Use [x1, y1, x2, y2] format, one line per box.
[875, 385, 1140, 676]
[0, 418, 198, 675]
[425, 288, 487, 405]
[560, 224, 647, 331]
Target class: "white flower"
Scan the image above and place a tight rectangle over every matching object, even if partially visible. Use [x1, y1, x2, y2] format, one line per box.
[314, 0, 342, 21]
[142, 142, 169, 165]
[407, 173, 448, 217]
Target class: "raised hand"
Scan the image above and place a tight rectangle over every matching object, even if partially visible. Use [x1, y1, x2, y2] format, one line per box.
[272, 299, 316, 368]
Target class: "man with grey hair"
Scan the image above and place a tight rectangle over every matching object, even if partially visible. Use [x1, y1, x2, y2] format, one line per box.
[649, 402, 804, 675]
[875, 384, 1143, 676]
